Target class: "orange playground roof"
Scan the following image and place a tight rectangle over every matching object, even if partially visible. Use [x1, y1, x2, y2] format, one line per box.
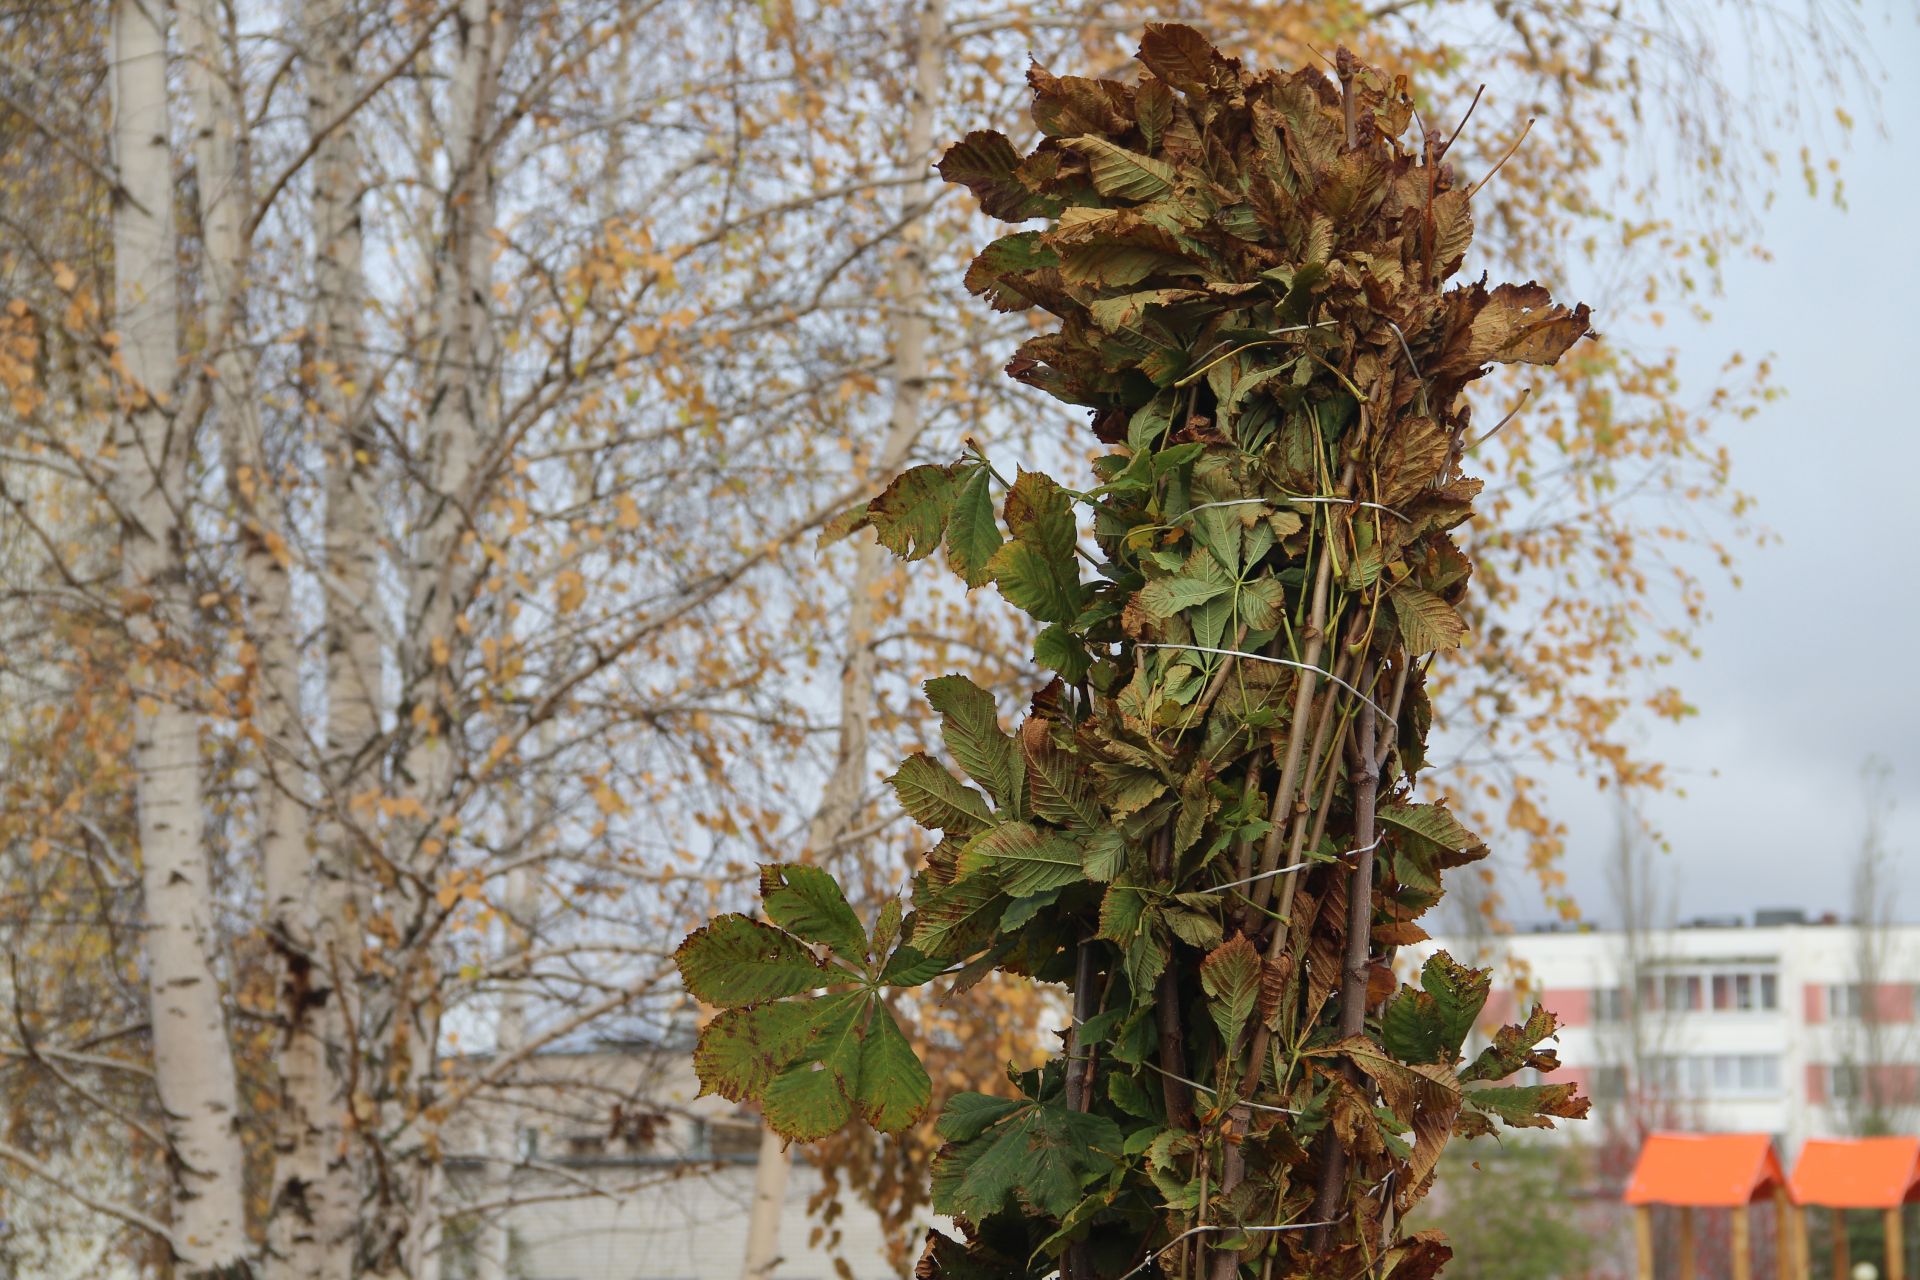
[1789, 1137, 1920, 1209]
[1624, 1132, 1789, 1207]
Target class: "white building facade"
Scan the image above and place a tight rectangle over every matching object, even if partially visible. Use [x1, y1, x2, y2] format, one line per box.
[1410, 915, 1920, 1155]
[437, 918, 1920, 1279]
[438, 1042, 912, 1280]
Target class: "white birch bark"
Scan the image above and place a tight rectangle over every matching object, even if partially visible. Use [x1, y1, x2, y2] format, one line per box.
[181, 11, 355, 1273]
[371, 4, 506, 1274]
[472, 865, 531, 1280]
[405, 0, 501, 737]
[739, 1122, 792, 1280]
[740, 3, 947, 1274]
[182, 0, 311, 973]
[252, 0, 376, 1271]
[110, 0, 251, 1271]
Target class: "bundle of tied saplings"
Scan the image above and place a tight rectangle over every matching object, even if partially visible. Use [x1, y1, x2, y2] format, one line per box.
[677, 25, 1592, 1280]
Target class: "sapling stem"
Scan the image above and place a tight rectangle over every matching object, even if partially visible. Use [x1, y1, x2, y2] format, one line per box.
[1274, 640, 1361, 924]
[1310, 686, 1381, 1244]
[1152, 829, 1196, 1133]
[1244, 544, 1336, 921]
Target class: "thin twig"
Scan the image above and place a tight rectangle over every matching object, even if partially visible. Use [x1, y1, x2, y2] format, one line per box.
[1375, 660, 1412, 772]
[1464, 117, 1535, 200]
[1337, 47, 1360, 151]
[1465, 385, 1532, 452]
[1436, 84, 1485, 161]
[1191, 623, 1250, 721]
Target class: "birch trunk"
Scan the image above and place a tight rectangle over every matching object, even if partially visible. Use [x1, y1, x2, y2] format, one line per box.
[266, 0, 377, 1271]
[372, 3, 505, 1274]
[472, 866, 531, 1280]
[739, 3, 947, 1275]
[183, 0, 310, 967]
[110, 0, 251, 1272]
[180, 7, 356, 1274]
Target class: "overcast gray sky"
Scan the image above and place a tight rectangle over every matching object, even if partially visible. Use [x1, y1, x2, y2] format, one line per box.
[1481, 4, 1920, 927]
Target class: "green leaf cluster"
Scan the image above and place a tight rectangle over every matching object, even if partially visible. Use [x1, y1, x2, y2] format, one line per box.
[683, 25, 1596, 1279]
[675, 866, 934, 1139]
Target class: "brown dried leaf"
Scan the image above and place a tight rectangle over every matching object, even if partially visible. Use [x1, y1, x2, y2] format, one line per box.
[1443, 281, 1593, 374]
[1137, 23, 1239, 95]
[1428, 188, 1474, 276]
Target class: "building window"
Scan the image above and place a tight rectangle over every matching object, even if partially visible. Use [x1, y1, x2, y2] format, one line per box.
[1648, 1053, 1780, 1098]
[1708, 969, 1779, 1012]
[1831, 1064, 1860, 1101]
[1592, 1064, 1628, 1104]
[1664, 975, 1704, 1012]
[1828, 983, 1863, 1019]
[1739, 1056, 1779, 1093]
[1594, 987, 1625, 1023]
[707, 1121, 762, 1159]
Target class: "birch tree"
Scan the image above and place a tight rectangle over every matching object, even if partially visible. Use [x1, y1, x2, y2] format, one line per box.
[108, 0, 251, 1271]
[0, 2, 1886, 1278]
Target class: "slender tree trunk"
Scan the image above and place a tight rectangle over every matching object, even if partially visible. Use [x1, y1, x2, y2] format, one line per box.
[739, 1124, 791, 1280]
[370, 4, 505, 1274]
[301, 0, 381, 1270]
[739, 3, 947, 1275]
[110, 1, 251, 1272]
[185, 0, 310, 965]
[473, 864, 531, 1280]
[182, 5, 357, 1274]
[1310, 696, 1381, 1245]
[280, 0, 375, 1265]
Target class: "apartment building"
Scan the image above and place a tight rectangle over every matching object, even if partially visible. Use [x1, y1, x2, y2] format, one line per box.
[438, 1038, 908, 1280]
[433, 914, 1920, 1279]
[1409, 913, 1920, 1155]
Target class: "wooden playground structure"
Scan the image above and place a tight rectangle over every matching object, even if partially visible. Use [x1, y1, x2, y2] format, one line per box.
[1626, 1133, 1920, 1280]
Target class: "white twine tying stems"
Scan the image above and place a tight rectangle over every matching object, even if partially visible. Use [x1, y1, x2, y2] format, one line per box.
[1108, 1219, 1342, 1280]
[1174, 495, 1410, 522]
[1066, 1018, 1299, 1118]
[1134, 1056, 1299, 1117]
[1202, 837, 1385, 895]
[1135, 644, 1392, 721]
[1181, 323, 1339, 386]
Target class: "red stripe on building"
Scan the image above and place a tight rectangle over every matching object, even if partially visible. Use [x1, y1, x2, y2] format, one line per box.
[1542, 987, 1591, 1027]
